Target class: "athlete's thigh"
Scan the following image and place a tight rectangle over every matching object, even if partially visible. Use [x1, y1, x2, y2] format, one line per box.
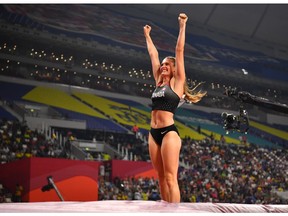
[161, 131, 182, 174]
[148, 133, 164, 174]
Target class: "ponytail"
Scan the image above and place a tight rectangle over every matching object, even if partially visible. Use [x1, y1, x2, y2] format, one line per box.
[183, 80, 207, 104]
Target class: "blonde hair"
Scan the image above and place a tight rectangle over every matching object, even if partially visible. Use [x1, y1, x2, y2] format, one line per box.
[184, 80, 207, 103]
[165, 56, 207, 104]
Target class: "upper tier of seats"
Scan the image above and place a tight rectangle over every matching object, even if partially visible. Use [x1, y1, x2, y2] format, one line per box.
[0, 4, 288, 82]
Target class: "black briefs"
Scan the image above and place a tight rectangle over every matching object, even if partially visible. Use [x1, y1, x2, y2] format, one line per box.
[150, 124, 179, 146]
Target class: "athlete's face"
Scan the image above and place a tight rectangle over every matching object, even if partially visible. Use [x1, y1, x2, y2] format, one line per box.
[160, 58, 175, 77]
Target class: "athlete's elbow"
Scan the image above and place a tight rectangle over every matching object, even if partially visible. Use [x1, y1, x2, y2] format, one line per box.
[149, 51, 159, 59]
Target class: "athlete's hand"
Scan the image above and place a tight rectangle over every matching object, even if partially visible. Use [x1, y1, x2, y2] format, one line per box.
[178, 13, 188, 27]
[143, 25, 152, 37]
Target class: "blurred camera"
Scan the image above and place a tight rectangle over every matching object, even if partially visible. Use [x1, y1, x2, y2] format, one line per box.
[221, 106, 249, 134]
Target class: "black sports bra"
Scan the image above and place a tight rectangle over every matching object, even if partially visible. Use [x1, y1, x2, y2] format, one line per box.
[151, 85, 180, 114]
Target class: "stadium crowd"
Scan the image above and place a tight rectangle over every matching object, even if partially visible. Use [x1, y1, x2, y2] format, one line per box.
[0, 118, 287, 204]
[98, 136, 288, 204]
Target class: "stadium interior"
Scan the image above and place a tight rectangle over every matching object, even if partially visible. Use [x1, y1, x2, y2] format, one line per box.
[0, 4, 287, 207]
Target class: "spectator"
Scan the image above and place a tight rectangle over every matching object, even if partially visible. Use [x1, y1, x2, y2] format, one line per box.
[13, 183, 23, 202]
[132, 124, 139, 135]
[148, 186, 161, 201]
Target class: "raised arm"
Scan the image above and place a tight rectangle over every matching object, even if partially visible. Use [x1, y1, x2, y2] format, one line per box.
[143, 25, 161, 83]
[174, 13, 188, 92]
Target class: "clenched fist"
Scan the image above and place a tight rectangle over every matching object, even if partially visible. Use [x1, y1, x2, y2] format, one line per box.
[178, 13, 188, 27]
[143, 25, 151, 37]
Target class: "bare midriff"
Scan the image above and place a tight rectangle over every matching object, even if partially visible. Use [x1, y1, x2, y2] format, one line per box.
[150, 110, 174, 129]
